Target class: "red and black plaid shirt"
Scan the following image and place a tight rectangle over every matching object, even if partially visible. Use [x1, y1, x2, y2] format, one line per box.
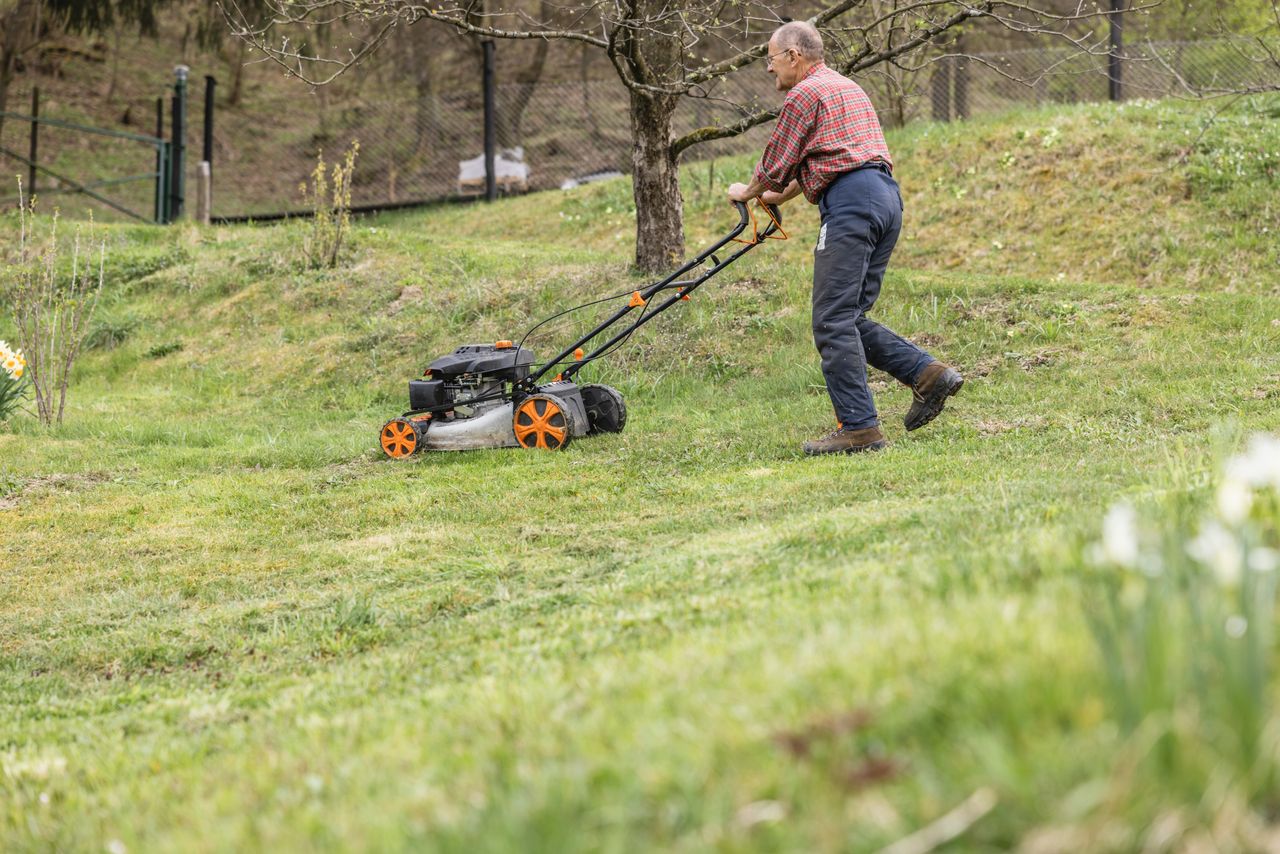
[754, 63, 893, 204]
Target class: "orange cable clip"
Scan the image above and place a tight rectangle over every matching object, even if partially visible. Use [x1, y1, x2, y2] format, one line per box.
[628, 291, 647, 308]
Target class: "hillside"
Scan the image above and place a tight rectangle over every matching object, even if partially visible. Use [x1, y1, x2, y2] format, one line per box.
[1, 96, 1279, 850]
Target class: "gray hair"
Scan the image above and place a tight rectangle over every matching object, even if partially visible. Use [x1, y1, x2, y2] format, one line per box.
[773, 21, 824, 61]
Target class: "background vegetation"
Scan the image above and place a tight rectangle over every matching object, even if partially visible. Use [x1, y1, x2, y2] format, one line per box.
[1, 93, 1278, 849]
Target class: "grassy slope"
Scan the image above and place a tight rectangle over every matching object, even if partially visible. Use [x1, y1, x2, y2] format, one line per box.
[1, 97, 1279, 851]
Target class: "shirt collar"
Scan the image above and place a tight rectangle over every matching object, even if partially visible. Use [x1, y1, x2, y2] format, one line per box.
[802, 61, 827, 81]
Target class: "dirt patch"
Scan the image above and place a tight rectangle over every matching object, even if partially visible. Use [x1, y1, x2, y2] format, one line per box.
[976, 416, 1048, 435]
[773, 708, 873, 758]
[1, 472, 113, 509]
[772, 708, 903, 792]
[951, 296, 1020, 325]
[386, 285, 424, 315]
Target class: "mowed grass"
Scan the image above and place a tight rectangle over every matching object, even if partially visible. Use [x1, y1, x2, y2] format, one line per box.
[1, 96, 1279, 851]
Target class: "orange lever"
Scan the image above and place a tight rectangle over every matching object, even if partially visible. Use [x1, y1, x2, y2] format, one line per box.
[731, 199, 788, 245]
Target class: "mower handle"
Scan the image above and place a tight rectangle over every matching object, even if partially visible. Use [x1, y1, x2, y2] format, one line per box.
[731, 199, 784, 240]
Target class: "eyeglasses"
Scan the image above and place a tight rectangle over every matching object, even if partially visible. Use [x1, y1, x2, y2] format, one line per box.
[765, 48, 795, 70]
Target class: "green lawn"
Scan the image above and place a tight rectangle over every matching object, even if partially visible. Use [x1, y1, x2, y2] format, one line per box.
[2, 97, 1279, 851]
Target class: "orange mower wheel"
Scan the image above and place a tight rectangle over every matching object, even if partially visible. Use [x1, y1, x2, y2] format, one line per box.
[513, 395, 574, 450]
[380, 418, 422, 459]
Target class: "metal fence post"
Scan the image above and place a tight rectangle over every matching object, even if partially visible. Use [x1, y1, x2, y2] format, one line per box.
[154, 97, 166, 223]
[27, 87, 39, 197]
[1109, 0, 1124, 101]
[203, 75, 215, 221]
[482, 40, 496, 202]
[170, 65, 189, 220]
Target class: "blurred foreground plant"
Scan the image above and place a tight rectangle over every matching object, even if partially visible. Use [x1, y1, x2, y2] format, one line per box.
[1086, 435, 1280, 795]
[3, 183, 104, 427]
[300, 141, 359, 269]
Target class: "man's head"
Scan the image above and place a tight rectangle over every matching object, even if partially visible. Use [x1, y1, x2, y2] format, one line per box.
[766, 21, 824, 91]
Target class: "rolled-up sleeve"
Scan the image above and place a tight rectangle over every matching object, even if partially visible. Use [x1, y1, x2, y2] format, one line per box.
[753, 89, 817, 191]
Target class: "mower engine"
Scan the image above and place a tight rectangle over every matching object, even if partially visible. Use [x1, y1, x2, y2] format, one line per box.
[379, 341, 626, 457]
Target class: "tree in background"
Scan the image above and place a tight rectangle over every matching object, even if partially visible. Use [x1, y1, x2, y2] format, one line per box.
[1, 0, 46, 139]
[229, 0, 1113, 271]
[0, 0, 169, 138]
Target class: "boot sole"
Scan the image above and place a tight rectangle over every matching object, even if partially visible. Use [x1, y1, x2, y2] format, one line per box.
[803, 439, 888, 457]
[904, 371, 964, 432]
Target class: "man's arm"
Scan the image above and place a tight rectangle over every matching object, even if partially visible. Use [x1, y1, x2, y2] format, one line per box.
[727, 89, 815, 204]
[727, 177, 801, 205]
[761, 179, 802, 205]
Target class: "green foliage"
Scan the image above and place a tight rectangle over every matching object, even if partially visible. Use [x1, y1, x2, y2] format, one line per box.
[143, 340, 182, 359]
[0, 98, 1279, 850]
[1077, 438, 1280, 842]
[85, 311, 141, 350]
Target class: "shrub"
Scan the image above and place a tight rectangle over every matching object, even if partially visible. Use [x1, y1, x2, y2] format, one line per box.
[299, 141, 360, 269]
[2, 185, 105, 426]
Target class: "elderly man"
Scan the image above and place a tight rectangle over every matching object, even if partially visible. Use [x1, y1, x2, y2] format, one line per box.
[728, 21, 962, 456]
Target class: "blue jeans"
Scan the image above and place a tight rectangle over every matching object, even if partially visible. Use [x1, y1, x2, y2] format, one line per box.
[812, 166, 934, 430]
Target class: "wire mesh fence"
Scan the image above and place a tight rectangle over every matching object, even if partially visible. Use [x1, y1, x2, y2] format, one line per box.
[1, 37, 1276, 224]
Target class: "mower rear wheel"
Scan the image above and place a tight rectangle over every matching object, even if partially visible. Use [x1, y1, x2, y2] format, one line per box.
[513, 394, 574, 450]
[581, 384, 627, 434]
[380, 418, 423, 459]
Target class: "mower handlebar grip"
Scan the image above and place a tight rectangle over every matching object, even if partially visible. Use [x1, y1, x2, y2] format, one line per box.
[729, 200, 783, 239]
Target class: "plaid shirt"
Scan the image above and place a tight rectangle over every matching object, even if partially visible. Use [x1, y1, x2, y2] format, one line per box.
[754, 63, 893, 204]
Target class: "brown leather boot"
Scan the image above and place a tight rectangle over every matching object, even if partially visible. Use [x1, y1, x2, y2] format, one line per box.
[802, 425, 887, 456]
[904, 362, 963, 431]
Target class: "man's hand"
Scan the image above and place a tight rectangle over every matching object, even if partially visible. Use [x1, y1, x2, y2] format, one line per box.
[726, 182, 755, 203]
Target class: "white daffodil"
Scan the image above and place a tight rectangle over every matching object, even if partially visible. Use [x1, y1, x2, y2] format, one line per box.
[1248, 547, 1279, 573]
[1217, 476, 1254, 524]
[1242, 434, 1280, 491]
[1187, 519, 1244, 588]
[1102, 502, 1140, 568]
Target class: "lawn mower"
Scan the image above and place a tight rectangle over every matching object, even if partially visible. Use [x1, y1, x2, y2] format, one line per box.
[379, 199, 785, 457]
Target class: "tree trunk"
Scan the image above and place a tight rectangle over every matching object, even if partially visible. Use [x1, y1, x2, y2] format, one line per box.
[0, 0, 42, 143]
[629, 90, 683, 273]
[0, 56, 13, 143]
[227, 39, 247, 106]
[412, 24, 441, 158]
[930, 57, 951, 122]
[496, 23, 549, 150]
[953, 35, 969, 120]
